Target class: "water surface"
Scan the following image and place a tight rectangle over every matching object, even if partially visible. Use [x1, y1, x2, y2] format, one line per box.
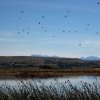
[0, 75, 99, 87]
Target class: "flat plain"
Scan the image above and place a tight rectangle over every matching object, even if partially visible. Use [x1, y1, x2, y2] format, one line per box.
[0, 56, 100, 78]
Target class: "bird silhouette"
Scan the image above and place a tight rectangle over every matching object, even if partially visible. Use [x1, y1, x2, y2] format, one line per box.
[97, 32, 98, 34]
[67, 11, 69, 12]
[42, 27, 44, 28]
[87, 24, 89, 26]
[97, 2, 100, 4]
[68, 31, 70, 32]
[38, 22, 40, 24]
[27, 27, 29, 29]
[86, 29, 88, 30]
[18, 32, 19, 34]
[79, 44, 81, 46]
[21, 11, 24, 13]
[19, 18, 21, 19]
[65, 15, 67, 18]
[45, 30, 47, 32]
[23, 30, 25, 31]
[63, 30, 65, 32]
[27, 32, 29, 34]
[53, 36, 55, 37]
[42, 16, 44, 18]
[75, 31, 77, 32]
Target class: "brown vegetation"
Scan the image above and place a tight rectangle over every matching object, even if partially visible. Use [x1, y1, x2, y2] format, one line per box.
[0, 67, 100, 78]
[0, 56, 100, 77]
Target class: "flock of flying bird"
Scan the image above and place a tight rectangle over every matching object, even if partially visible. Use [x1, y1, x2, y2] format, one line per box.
[18, 11, 30, 34]
[17, 11, 47, 35]
[17, 2, 100, 46]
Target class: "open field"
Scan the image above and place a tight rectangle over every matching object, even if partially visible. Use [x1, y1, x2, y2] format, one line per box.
[0, 56, 100, 77]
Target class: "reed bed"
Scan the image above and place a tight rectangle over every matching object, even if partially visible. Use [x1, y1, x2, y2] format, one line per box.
[0, 78, 100, 100]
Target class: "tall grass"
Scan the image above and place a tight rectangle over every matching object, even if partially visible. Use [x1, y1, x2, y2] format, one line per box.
[0, 77, 100, 100]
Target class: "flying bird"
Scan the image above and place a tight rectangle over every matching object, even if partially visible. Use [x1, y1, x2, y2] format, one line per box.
[75, 31, 77, 32]
[21, 11, 24, 13]
[42, 27, 44, 28]
[19, 18, 21, 19]
[97, 32, 98, 34]
[68, 31, 70, 32]
[67, 11, 69, 12]
[65, 15, 67, 18]
[45, 30, 47, 32]
[38, 22, 40, 24]
[27, 27, 29, 29]
[86, 29, 88, 30]
[53, 36, 55, 37]
[27, 32, 29, 34]
[42, 16, 44, 18]
[63, 30, 65, 32]
[18, 32, 19, 34]
[97, 2, 100, 4]
[87, 24, 89, 26]
[79, 44, 81, 46]
[23, 30, 25, 31]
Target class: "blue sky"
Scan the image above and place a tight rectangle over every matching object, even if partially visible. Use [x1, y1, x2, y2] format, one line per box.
[0, 0, 100, 58]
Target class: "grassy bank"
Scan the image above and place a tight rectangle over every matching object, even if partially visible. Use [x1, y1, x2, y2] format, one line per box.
[0, 67, 100, 78]
[0, 78, 100, 100]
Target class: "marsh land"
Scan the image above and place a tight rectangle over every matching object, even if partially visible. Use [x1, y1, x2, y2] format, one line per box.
[0, 56, 100, 100]
[0, 56, 100, 77]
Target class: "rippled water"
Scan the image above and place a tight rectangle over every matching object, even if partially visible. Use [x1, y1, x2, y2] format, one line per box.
[0, 75, 99, 87]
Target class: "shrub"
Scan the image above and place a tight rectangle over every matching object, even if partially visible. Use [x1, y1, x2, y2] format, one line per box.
[0, 77, 100, 100]
[39, 65, 52, 69]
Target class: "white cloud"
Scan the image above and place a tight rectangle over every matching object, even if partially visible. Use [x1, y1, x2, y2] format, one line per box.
[0, 38, 31, 43]
[94, 41, 100, 45]
[83, 40, 100, 46]
[0, 38, 5, 41]
[4, 33, 13, 36]
[83, 41, 92, 45]
[40, 38, 50, 40]
[0, 33, 13, 36]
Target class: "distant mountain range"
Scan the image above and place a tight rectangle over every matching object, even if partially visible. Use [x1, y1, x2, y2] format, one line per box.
[31, 54, 100, 60]
[31, 54, 59, 58]
[81, 56, 100, 60]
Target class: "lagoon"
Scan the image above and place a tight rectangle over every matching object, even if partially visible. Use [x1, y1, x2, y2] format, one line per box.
[0, 75, 99, 87]
[0, 75, 100, 100]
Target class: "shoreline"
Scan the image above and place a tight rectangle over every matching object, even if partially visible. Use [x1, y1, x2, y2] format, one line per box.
[0, 68, 100, 78]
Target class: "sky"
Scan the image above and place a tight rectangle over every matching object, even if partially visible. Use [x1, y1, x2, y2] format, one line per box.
[0, 0, 100, 58]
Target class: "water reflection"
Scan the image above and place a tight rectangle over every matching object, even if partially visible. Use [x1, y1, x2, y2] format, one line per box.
[0, 75, 99, 87]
